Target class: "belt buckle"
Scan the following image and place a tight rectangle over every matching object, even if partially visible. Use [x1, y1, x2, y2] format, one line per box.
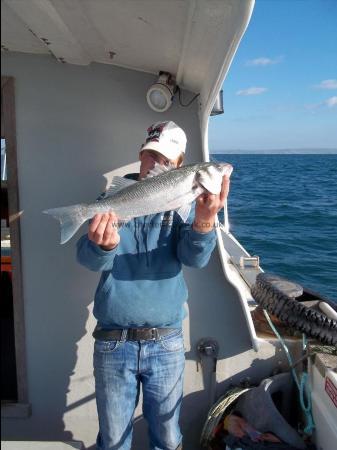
[127, 327, 158, 340]
[149, 328, 158, 340]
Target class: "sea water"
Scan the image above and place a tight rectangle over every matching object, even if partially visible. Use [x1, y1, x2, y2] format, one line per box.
[211, 154, 337, 302]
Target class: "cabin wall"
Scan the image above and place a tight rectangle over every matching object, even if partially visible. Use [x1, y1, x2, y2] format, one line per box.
[1, 52, 262, 449]
[0, 52, 203, 444]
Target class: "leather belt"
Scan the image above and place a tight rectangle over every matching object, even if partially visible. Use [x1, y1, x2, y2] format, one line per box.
[93, 327, 178, 341]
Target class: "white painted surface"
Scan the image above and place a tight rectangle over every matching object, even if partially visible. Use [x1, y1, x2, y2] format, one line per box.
[2, 0, 254, 95]
[310, 365, 337, 450]
[319, 302, 337, 321]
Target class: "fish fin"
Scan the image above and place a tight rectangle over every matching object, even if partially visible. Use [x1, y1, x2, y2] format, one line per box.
[175, 203, 192, 223]
[146, 162, 173, 178]
[196, 166, 223, 194]
[102, 176, 137, 199]
[43, 203, 89, 244]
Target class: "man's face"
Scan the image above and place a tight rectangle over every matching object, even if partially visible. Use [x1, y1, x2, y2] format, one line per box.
[139, 149, 181, 179]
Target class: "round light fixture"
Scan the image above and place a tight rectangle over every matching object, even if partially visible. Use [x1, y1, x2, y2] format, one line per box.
[146, 72, 176, 112]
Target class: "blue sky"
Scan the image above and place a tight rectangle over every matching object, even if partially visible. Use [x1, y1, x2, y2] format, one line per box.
[209, 0, 337, 152]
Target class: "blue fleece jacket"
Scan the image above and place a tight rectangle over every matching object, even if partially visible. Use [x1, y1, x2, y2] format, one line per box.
[76, 183, 216, 329]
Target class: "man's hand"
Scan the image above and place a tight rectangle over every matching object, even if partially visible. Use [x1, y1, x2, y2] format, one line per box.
[193, 175, 230, 233]
[88, 213, 120, 250]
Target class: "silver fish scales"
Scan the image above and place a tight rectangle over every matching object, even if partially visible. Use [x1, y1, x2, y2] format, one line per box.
[43, 162, 233, 244]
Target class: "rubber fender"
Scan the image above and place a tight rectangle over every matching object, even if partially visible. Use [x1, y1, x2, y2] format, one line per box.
[251, 273, 337, 346]
[234, 372, 306, 449]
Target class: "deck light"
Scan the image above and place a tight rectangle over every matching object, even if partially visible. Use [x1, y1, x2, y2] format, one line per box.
[146, 72, 176, 112]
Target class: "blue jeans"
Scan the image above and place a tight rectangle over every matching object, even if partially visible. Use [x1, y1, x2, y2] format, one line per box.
[94, 329, 185, 450]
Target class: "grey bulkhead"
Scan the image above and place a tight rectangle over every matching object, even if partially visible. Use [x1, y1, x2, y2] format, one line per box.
[1, 53, 285, 449]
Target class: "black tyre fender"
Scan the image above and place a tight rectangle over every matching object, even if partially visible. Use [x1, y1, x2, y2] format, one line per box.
[251, 273, 337, 346]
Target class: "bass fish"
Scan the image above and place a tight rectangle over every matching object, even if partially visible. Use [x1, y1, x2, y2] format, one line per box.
[43, 161, 233, 244]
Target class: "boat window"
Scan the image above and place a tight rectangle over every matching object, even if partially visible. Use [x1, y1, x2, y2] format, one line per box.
[1, 139, 18, 403]
[1, 77, 29, 416]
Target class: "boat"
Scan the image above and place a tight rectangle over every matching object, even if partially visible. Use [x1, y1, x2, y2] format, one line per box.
[1, 1, 336, 449]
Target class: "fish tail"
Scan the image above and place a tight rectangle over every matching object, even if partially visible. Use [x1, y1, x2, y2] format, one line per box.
[43, 203, 89, 244]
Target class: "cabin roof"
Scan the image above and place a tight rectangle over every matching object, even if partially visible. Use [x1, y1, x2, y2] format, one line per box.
[2, 0, 254, 105]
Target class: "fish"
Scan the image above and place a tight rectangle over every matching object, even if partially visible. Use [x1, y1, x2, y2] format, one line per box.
[43, 161, 233, 244]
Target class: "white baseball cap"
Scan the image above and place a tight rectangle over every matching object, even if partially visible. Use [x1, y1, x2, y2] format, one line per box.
[141, 121, 187, 160]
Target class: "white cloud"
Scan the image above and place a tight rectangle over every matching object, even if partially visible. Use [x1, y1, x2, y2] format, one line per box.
[305, 96, 337, 111]
[314, 79, 337, 90]
[325, 96, 337, 107]
[246, 56, 283, 66]
[236, 87, 268, 96]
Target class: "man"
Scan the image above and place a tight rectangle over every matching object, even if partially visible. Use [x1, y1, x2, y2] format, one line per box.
[76, 121, 230, 450]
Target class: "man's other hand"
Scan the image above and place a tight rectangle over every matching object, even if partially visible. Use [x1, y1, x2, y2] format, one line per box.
[193, 175, 230, 233]
[88, 213, 120, 250]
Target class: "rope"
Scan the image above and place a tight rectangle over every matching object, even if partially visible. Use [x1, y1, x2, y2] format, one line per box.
[262, 310, 300, 389]
[300, 372, 315, 434]
[200, 387, 250, 446]
[201, 309, 325, 446]
[262, 309, 315, 435]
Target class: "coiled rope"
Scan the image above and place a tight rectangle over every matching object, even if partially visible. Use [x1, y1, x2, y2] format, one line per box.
[262, 309, 315, 435]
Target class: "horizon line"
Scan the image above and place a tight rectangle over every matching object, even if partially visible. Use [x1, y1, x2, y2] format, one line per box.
[211, 148, 337, 153]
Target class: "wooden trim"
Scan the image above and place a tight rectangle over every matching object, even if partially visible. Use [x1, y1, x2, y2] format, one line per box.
[1, 76, 29, 405]
[1, 76, 11, 90]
